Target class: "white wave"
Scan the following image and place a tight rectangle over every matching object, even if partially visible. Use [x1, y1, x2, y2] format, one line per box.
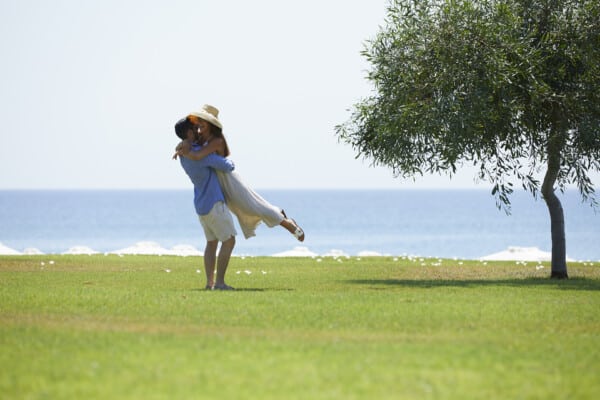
[170, 244, 202, 257]
[0, 242, 21, 255]
[23, 247, 45, 255]
[63, 246, 99, 255]
[480, 246, 574, 262]
[321, 249, 349, 258]
[271, 246, 318, 257]
[357, 250, 384, 257]
[0, 241, 203, 257]
[110, 241, 202, 256]
[111, 241, 173, 255]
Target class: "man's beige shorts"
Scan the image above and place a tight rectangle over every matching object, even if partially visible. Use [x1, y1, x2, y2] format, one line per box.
[199, 201, 237, 242]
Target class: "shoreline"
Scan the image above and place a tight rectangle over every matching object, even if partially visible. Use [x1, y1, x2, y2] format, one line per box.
[0, 241, 592, 262]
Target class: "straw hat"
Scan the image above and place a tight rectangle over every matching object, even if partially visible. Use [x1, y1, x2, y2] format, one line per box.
[187, 104, 223, 129]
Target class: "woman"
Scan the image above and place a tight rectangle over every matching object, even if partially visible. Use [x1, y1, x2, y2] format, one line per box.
[174, 105, 305, 241]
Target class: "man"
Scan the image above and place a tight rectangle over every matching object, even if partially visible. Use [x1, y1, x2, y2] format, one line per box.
[175, 117, 237, 291]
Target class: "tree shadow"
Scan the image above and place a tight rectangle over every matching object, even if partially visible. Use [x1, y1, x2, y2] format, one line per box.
[345, 278, 600, 291]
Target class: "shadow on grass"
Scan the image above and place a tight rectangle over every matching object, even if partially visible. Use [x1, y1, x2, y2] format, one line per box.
[346, 278, 600, 291]
[190, 288, 295, 293]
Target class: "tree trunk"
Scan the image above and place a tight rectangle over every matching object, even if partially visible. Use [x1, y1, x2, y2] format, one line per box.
[541, 132, 568, 279]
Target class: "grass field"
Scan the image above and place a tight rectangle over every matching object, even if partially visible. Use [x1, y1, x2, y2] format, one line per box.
[1, 255, 599, 399]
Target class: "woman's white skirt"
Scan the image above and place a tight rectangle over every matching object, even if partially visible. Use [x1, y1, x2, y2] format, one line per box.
[217, 171, 284, 239]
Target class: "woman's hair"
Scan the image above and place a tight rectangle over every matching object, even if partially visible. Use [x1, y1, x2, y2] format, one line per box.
[206, 122, 231, 157]
[174, 118, 193, 140]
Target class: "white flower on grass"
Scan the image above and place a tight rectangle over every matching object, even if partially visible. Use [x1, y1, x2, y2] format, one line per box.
[196, 269, 202, 274]
[164, 269, 171, 273]
[40, 262, 45, 266]
[536, 265, 545, 270]
[236, 271, 241, 274]
[49, 260, 55, 265]
[516, 261, 528, 266]
[244, 270, 252, 275]
[316, 258, 323, 262]
[262, 271, 267, 275]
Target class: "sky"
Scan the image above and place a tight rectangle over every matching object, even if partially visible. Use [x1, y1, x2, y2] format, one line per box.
[0, 0, 597, 191]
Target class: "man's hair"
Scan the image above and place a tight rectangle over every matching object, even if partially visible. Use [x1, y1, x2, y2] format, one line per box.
[174, 118, 192, 140]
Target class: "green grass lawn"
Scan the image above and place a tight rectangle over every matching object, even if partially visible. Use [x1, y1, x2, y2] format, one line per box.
[1, 255, 599, 399]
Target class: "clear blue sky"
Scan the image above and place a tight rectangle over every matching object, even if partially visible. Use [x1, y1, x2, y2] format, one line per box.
[1, 0, 596, 190]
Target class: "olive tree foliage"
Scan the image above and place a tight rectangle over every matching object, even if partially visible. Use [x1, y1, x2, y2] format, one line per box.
[336, 0, 600, 278]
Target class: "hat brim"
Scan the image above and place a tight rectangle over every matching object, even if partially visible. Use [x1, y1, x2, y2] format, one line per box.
[187, 111, 223, 129]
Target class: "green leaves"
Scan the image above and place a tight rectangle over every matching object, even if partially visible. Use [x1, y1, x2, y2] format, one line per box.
[337, 0, 600, 209]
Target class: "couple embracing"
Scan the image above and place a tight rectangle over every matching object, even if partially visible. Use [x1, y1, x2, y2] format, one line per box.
[174, 105, 304, 291]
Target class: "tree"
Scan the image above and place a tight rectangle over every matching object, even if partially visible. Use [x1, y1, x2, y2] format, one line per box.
[336, 0, 600, 278]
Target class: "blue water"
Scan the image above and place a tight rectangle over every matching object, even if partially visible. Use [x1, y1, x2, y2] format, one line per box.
[0, 189, 598, 260]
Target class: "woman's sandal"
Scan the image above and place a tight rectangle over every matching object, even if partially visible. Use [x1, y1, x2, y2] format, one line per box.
[282, 210, 305, 242]
[291, 219, 305, 242]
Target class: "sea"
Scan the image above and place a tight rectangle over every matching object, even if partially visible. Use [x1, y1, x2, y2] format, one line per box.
[0, 189, 598, 260]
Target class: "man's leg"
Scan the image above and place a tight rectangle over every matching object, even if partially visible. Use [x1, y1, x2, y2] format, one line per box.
[215, 236, 235, 288]
[204, 240, 218, 288]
